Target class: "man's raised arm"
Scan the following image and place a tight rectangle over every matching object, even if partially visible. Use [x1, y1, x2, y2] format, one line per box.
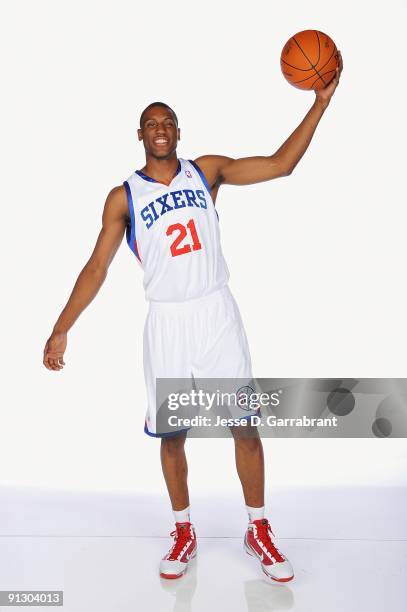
[195, 51, 343, 188]
[43, 185, 128, 371]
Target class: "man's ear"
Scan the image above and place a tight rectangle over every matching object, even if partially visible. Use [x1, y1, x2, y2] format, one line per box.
[177, 127, 181, 141]
[137, 128, 143, 141]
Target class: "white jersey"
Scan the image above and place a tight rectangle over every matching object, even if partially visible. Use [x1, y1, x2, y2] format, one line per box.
[123, 157, 230, 302]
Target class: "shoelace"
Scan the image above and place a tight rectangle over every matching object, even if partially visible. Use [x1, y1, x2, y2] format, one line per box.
[168, 523, 192, 560]
[255, 519, 284, 562]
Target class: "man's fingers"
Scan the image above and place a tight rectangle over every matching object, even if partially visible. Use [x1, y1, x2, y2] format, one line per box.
[52, 357, 63, 370]
[43, 335, 66, 370]
[49, 358, 58, 370]
[43, 358, 52, 370]
[44, 354, 64, 370]
[337, 50, 343, 73]
[43, 353, 52, 369]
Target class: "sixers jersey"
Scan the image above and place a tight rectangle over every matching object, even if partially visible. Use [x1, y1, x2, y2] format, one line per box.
[123, 158, 230, 302]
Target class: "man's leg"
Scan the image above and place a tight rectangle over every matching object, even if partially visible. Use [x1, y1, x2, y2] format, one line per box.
[159, 431, 197, 580]
[160, 431, 189, 511]
[232, 426, 264, 508]
[232, 426, 294, 582]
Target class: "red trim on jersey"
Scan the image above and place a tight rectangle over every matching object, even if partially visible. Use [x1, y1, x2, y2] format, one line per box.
[134, 239, 141, 262]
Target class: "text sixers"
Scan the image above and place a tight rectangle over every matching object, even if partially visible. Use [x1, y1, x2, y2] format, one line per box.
[141, 189, 207, 229]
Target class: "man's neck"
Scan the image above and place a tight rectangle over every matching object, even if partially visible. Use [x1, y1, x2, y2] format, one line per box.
[141, 155, 179, 184]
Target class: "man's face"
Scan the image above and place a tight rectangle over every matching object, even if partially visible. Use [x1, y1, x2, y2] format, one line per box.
[138, 106, 180, 159]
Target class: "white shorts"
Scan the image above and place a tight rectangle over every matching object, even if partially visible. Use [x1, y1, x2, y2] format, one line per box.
[143, 284, 253, 436]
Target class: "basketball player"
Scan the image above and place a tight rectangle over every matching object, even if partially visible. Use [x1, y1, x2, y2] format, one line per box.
[43, 52, 343, 582]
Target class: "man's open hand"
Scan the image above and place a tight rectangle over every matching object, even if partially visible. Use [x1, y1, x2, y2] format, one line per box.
[314, 50, 343, 105]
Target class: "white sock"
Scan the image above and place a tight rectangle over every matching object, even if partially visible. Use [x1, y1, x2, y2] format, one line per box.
[173, 506, 190, 524]
[246, 505, 265, 522]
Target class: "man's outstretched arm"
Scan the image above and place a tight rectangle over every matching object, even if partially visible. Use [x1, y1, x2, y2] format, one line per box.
[195, 51, 343, 188]
[43, 185, 128, 371]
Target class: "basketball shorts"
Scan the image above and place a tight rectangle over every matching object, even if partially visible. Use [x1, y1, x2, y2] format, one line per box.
[143, 284, 254, 437]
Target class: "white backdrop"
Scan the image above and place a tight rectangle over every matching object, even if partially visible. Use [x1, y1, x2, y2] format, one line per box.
[1, 0, 407, 498]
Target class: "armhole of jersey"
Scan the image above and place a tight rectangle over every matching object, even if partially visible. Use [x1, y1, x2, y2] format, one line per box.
[123, 180, 141, 262]
[188, 159, 219, 221]
[188, 159, 212, 198]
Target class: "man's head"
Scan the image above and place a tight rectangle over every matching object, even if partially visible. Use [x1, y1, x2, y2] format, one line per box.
[138, 102, 180, 160]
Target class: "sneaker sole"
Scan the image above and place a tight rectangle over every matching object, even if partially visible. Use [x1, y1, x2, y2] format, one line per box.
[244, 540, 294, 583]
[159, 572, 184, 580]
[160, 549, 197, 580]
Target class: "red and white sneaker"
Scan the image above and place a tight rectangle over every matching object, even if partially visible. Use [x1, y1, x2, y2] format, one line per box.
[160, 522, 197, 579]
[244, 518, 294, 583]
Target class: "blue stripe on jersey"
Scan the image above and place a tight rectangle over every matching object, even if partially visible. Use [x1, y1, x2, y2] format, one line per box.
[123, 180, 141, 261]
[135, 171, 156, 183]
[189, 159, 219, 220]
[188, 159, 211, 195]
[136, 159, 181, 183]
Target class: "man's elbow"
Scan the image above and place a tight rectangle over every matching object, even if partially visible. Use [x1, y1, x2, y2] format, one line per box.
[86, 260, 108, 281]
[272, 157, 294, 177]
[280, 165, 294, 177]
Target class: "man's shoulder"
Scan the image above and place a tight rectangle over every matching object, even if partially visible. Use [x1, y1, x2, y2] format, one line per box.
[103, 184, 128, 218]
[193, 154, 233, 168]
[191, 155, 235, 188]
[109, 184, 126, 197]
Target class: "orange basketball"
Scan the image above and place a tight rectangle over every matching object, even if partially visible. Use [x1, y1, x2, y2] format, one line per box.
[280, 30, 339, 90]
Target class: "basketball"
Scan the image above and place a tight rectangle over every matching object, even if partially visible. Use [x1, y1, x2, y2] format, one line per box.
[280, 30, 339, 90]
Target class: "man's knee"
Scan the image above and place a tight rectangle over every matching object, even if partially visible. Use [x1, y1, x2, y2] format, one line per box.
[234, 434, 262, 454]
[161, 432, 187, 454]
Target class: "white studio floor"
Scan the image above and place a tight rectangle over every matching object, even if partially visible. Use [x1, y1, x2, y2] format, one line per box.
[1, 486, 406, 612]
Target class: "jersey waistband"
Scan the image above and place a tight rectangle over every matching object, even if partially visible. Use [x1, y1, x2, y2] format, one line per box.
[148, 283, 231, 313]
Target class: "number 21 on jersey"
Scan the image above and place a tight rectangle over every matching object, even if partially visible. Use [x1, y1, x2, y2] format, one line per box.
[166, 219, 202, 257]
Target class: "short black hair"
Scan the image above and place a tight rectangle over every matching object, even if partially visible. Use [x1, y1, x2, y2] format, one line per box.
[139, 101, 178, 127]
